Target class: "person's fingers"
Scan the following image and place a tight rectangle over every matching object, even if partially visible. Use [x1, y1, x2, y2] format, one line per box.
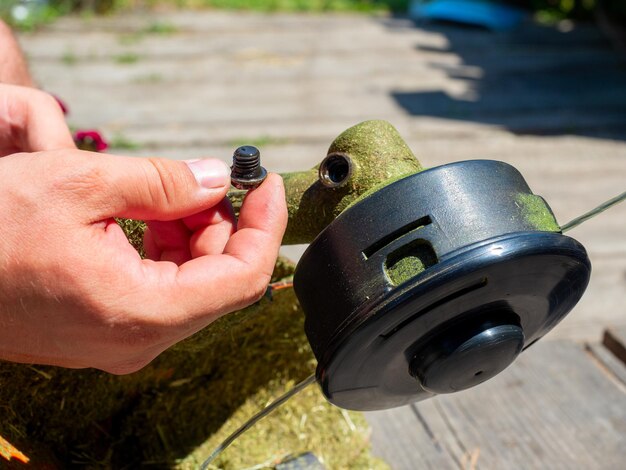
[21, 90, 75, 151]
[0, 140, 288, 372]
[142, 173, 287, 325]
[103, 217, 144, 260]
[142, 198, 235, 262]
[182, 197, 235, 232]
[0, 22, 35, 87]
[222, 173, 286, 267]
[144, 220, 191, 264]
[143, 226, 161, 260]
[49, 150, 232, 222]
[186, 198, 236, 257]
[0, 84, 74, 153]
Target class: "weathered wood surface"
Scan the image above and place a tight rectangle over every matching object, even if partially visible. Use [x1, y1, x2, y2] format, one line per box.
[587, 343, 626, 387]
[366, 339, 626, 469]
[603, 327, 626, 365]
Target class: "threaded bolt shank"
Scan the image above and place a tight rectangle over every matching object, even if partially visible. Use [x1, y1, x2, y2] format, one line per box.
[231, 145, 268, 190]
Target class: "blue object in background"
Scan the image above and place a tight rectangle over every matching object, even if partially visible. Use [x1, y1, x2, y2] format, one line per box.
[409, 0, 528, 31]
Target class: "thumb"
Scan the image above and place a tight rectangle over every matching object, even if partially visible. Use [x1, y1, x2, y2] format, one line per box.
[66, 152, 232, 221]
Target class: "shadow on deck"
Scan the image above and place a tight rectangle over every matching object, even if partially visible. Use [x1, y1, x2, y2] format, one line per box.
[385, 19, 626, 140]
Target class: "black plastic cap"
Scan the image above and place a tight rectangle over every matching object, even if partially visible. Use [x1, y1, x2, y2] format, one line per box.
[293, 160, 591, 411]
[411, 321, 524, 394]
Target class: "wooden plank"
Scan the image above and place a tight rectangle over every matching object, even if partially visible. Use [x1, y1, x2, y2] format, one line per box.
[603, 327, 626, 365]
[586, 343, 626, 387]
[365, 405, 461, 470]
[367, 341, 626, 469]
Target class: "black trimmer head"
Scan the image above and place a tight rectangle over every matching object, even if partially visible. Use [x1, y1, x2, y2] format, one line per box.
[293, 160, 591, 411]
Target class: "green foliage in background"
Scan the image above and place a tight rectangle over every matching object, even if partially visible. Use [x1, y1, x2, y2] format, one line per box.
[25, 0, 626, 15]
[0, 1, 66, 30]
[2, 0, 626, 27]
[1, 0, 409, 17]
[526, 0, 624, 21]
[529, 0, 596, 21]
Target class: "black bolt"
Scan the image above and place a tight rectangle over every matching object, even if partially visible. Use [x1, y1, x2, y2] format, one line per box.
[230, 145, 268, 190]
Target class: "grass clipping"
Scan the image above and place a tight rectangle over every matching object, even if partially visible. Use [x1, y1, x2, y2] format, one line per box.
[0, 221, 387, 469]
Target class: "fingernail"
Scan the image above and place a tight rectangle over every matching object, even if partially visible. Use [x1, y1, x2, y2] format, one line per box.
[185, 159, 231, 189]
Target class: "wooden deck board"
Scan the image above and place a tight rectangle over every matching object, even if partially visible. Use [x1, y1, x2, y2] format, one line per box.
[586, 343, 626, 387]
[366, 340, 626, 469]
[603, 327, 626, 365]
[365, 404, 461, 469]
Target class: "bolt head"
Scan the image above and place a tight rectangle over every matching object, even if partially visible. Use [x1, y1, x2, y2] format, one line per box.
[231, 166, 268, 190]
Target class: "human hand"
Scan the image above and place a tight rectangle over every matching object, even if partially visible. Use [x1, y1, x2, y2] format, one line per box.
[0, 149, 287, 373]
[0, 83, 75, 156]
[0, 20, 35, 87]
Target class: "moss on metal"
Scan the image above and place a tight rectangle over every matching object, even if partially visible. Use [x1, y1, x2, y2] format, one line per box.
[515, 194, 561, 232]
[262, 120, 423, 244]
[228, 120, 422, 244]
[386, 256, 426, 286]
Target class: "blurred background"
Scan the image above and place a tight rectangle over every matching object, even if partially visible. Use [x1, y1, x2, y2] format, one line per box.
[2, 0, 626, 29]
